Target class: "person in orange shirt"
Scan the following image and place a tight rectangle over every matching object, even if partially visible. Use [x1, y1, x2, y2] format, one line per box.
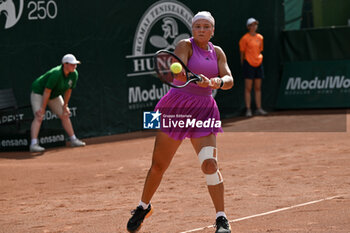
[239, 18, 267, 117]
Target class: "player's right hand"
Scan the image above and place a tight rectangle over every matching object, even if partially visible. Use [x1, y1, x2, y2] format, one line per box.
[196, 74, 212, 88]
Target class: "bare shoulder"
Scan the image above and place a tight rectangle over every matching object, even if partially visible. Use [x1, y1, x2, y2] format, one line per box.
[213, 45, 226, 59]
[176, 39, 192, 50]
[175, 39, 192, 58]
[257, 33, 264, 39]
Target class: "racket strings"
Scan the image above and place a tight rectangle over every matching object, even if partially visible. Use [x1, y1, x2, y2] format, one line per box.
[155, 52, 186, 85]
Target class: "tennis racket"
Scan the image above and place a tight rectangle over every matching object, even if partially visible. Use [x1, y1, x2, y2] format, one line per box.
[153, 50, 210, 88]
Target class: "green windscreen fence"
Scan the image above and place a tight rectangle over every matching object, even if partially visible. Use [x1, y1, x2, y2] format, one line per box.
[312, 0, 350, 28]
[282, 27, 350, 62]
[284, 0, 304, 30]
[0, 0, 283, 139]
[284, 0, 350, 30]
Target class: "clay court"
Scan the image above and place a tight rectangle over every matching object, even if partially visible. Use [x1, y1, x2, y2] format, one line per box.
[1, 109, 350, 233]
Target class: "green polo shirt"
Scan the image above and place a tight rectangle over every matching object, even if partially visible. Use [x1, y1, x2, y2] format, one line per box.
[31, 65, 78, 99]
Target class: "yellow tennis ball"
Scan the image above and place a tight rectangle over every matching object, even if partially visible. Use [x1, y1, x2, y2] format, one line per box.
[170, 62, 182, 74]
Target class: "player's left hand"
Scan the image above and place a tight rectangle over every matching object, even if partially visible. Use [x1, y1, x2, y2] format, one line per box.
[210, 77, 223, 89]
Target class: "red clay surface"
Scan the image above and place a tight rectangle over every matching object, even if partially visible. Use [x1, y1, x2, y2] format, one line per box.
[1, 109, 350, 233]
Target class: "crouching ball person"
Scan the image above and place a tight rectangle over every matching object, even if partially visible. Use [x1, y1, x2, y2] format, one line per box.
[127, 12, 234, 233]
[29, 54, 86, 152]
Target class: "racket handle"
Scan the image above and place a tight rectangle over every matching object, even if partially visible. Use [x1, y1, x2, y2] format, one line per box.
[195, 75, 202, 82]
[196, 74, 213, 87]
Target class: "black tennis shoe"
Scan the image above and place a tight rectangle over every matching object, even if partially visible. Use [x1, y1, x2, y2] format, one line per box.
[215, 216, 231, 233]
[127, 204, 153, 233]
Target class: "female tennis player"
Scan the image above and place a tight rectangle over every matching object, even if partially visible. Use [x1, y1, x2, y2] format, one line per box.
[127, 11, 234, 233]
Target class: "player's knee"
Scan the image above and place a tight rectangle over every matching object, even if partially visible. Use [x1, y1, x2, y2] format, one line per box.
[198, 146, 223, 186]
[201, 159, 217, 174]
[198, 146, 217, 168]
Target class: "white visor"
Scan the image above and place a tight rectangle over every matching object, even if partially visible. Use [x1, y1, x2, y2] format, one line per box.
[192, 11, 215, 26]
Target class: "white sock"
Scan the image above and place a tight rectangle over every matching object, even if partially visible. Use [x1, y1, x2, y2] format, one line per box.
[70, 135, 77, 141]
[139, 201, 150, 210]
[216, 211, 227, 219]
[31, 139, 38, 146]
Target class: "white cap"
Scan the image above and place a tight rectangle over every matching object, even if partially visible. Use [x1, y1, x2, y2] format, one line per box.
[192, 11, 215, 26]
[62, 54, 81, 64]
[246, 18, 259, 26]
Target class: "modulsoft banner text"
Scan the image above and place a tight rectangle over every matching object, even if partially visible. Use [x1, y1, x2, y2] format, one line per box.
[277, 60, 350, 109]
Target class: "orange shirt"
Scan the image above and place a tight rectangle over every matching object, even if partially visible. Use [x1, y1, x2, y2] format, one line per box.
[239, 33, 263, 67]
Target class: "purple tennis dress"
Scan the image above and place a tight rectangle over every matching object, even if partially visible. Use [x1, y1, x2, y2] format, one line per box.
[155, 37, 223, 140]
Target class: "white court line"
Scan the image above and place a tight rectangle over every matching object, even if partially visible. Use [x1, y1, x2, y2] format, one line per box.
[180, 195, 341, 233]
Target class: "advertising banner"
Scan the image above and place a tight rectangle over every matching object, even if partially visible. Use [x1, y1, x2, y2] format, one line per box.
[277, 60, 350, 108]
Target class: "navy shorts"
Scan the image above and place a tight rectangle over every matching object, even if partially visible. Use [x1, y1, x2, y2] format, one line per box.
[242, 60, 264, 79]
